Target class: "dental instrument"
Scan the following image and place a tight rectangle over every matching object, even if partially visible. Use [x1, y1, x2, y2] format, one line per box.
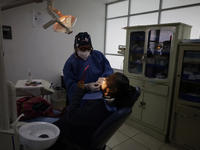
[81, 65, 89, 83]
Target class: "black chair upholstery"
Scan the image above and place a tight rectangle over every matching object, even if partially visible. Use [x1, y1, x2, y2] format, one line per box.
[89, 86, 141, 150]
[89, 107, 132, 150]
[126, 86, 141, 108]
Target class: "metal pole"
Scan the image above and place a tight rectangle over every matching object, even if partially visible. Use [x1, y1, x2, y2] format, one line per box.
[0, 3, 10, 130]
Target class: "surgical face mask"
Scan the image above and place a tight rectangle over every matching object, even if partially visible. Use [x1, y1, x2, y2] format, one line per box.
[77, 50, 91, 60]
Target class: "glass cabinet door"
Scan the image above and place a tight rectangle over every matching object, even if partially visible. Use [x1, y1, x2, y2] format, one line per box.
[128, 31, 145, 75]
[145, 29, 173, 79]
[179, 51, 200, 103]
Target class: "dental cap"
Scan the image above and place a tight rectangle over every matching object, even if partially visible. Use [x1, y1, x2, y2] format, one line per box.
[74, 32, 93, 49]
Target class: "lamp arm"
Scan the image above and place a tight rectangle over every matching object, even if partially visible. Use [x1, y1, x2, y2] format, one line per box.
[49, 6, 64, 17]
[46, 0, 63, 18]
[46, 6, 57, 19]
[43, 19, 56, 29]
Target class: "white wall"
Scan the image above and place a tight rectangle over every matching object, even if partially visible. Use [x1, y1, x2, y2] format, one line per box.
[1, 0, 106, 85]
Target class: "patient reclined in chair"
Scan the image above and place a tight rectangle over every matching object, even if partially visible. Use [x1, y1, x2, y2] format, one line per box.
[47, 72, 141, 150]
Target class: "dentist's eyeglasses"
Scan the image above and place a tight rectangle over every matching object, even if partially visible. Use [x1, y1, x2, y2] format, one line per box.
[78, 47, 93, 51]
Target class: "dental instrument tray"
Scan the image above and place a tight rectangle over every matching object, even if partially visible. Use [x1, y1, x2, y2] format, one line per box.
[15, 79, 54, 97]
[25, 81, 42, 86]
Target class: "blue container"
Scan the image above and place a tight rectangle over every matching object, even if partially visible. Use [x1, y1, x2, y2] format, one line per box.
[179, 93, 200, 103]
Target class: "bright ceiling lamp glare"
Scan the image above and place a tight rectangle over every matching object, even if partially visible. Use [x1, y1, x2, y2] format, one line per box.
[53, 15, 76, 34]
[43, 0, 77, 34]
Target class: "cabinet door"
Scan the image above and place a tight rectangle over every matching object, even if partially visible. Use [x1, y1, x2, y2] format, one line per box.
[178, 50, 200, 104]
[144, 28, 173, 80]
[127, 31, 145, 76]
[0, 133, 21, 150]
[173, 112, 200, 149]
[142, 92, 168, 130]
[131, 92, 143, 120]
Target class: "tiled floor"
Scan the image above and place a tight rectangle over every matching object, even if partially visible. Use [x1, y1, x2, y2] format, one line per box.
[105, 123, 177, 150]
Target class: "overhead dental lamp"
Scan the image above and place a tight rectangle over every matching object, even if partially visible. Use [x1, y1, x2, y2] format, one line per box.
[43, 0, 77, 34]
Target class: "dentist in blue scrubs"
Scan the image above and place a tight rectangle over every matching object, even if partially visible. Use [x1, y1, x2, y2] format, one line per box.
[63, 32, 114, 104]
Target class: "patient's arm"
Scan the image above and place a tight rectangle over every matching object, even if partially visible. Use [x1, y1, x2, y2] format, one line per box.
[66, 88, 85, 123]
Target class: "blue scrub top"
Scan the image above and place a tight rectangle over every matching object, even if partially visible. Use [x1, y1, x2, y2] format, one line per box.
[63, 50, 114, 103]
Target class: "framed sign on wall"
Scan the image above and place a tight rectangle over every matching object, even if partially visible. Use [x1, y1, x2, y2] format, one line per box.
[2, 25, 12, 39]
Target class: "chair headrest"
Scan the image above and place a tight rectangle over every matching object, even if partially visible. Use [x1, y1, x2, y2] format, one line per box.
[126, 86, 141, 108]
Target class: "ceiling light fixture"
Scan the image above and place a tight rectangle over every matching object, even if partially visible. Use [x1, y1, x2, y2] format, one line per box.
[43, 0, 77, 34]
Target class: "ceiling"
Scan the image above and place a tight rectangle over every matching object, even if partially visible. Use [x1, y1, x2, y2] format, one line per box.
[1, 0, 118, 4]
[1, 0, 23, 4]
[96, 0, 118, 3]
[1, 0, 118, 11]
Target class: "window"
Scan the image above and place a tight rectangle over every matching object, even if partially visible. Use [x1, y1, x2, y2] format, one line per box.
[160, 6, 200, 38]
[130, 0, 160, 14]
[107, 1, 129, 18]
[162, 0, 200, 9]
[105, 17, 127, 55]
[129, 13, 158, 26]
[105, 55, 124, 70]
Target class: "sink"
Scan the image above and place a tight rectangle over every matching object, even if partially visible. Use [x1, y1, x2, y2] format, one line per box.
[14, 114, 60, 150]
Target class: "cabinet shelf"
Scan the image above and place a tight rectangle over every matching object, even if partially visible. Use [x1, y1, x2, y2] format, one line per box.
[130, 50, 144, 53]
[183, 60, 200, 64]
[146, 64, 168, 68]
[129, 62, 143, 65]
[179, 93, 200, 103]
[147, 51, 170, 55]
[130, 50, 170, 55]
[129, 62, 168, 68]
[177, 98, 200, 107]
[181, 79, 200, 84]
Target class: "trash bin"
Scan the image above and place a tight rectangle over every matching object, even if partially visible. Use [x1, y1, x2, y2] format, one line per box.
[51, 86, 66, 109]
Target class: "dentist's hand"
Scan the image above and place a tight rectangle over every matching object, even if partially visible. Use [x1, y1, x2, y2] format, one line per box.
[96, 77, 105, 85]
[85, 82, 100, 92]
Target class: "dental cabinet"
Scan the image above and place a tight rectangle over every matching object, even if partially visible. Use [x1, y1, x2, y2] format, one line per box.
[169, 44, 200, 150]
[123, 23, 191, 142]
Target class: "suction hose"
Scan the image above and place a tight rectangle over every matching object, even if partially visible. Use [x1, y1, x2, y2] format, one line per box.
[14, 114, 25, 136]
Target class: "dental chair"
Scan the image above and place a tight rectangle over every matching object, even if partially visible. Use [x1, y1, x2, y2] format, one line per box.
[61, 86, 141, 150]
[89, 86, 141, 150]
[89, 107, 132, 150]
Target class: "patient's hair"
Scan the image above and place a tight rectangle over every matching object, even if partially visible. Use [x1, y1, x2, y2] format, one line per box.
[113, 72, 136, 109]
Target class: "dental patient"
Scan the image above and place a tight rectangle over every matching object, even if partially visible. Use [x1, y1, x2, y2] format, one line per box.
[48, 72, 136, 150]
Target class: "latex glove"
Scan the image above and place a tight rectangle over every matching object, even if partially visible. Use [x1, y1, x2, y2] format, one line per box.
[85, 82, 100, 92]
[96, 77, 105, 85]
